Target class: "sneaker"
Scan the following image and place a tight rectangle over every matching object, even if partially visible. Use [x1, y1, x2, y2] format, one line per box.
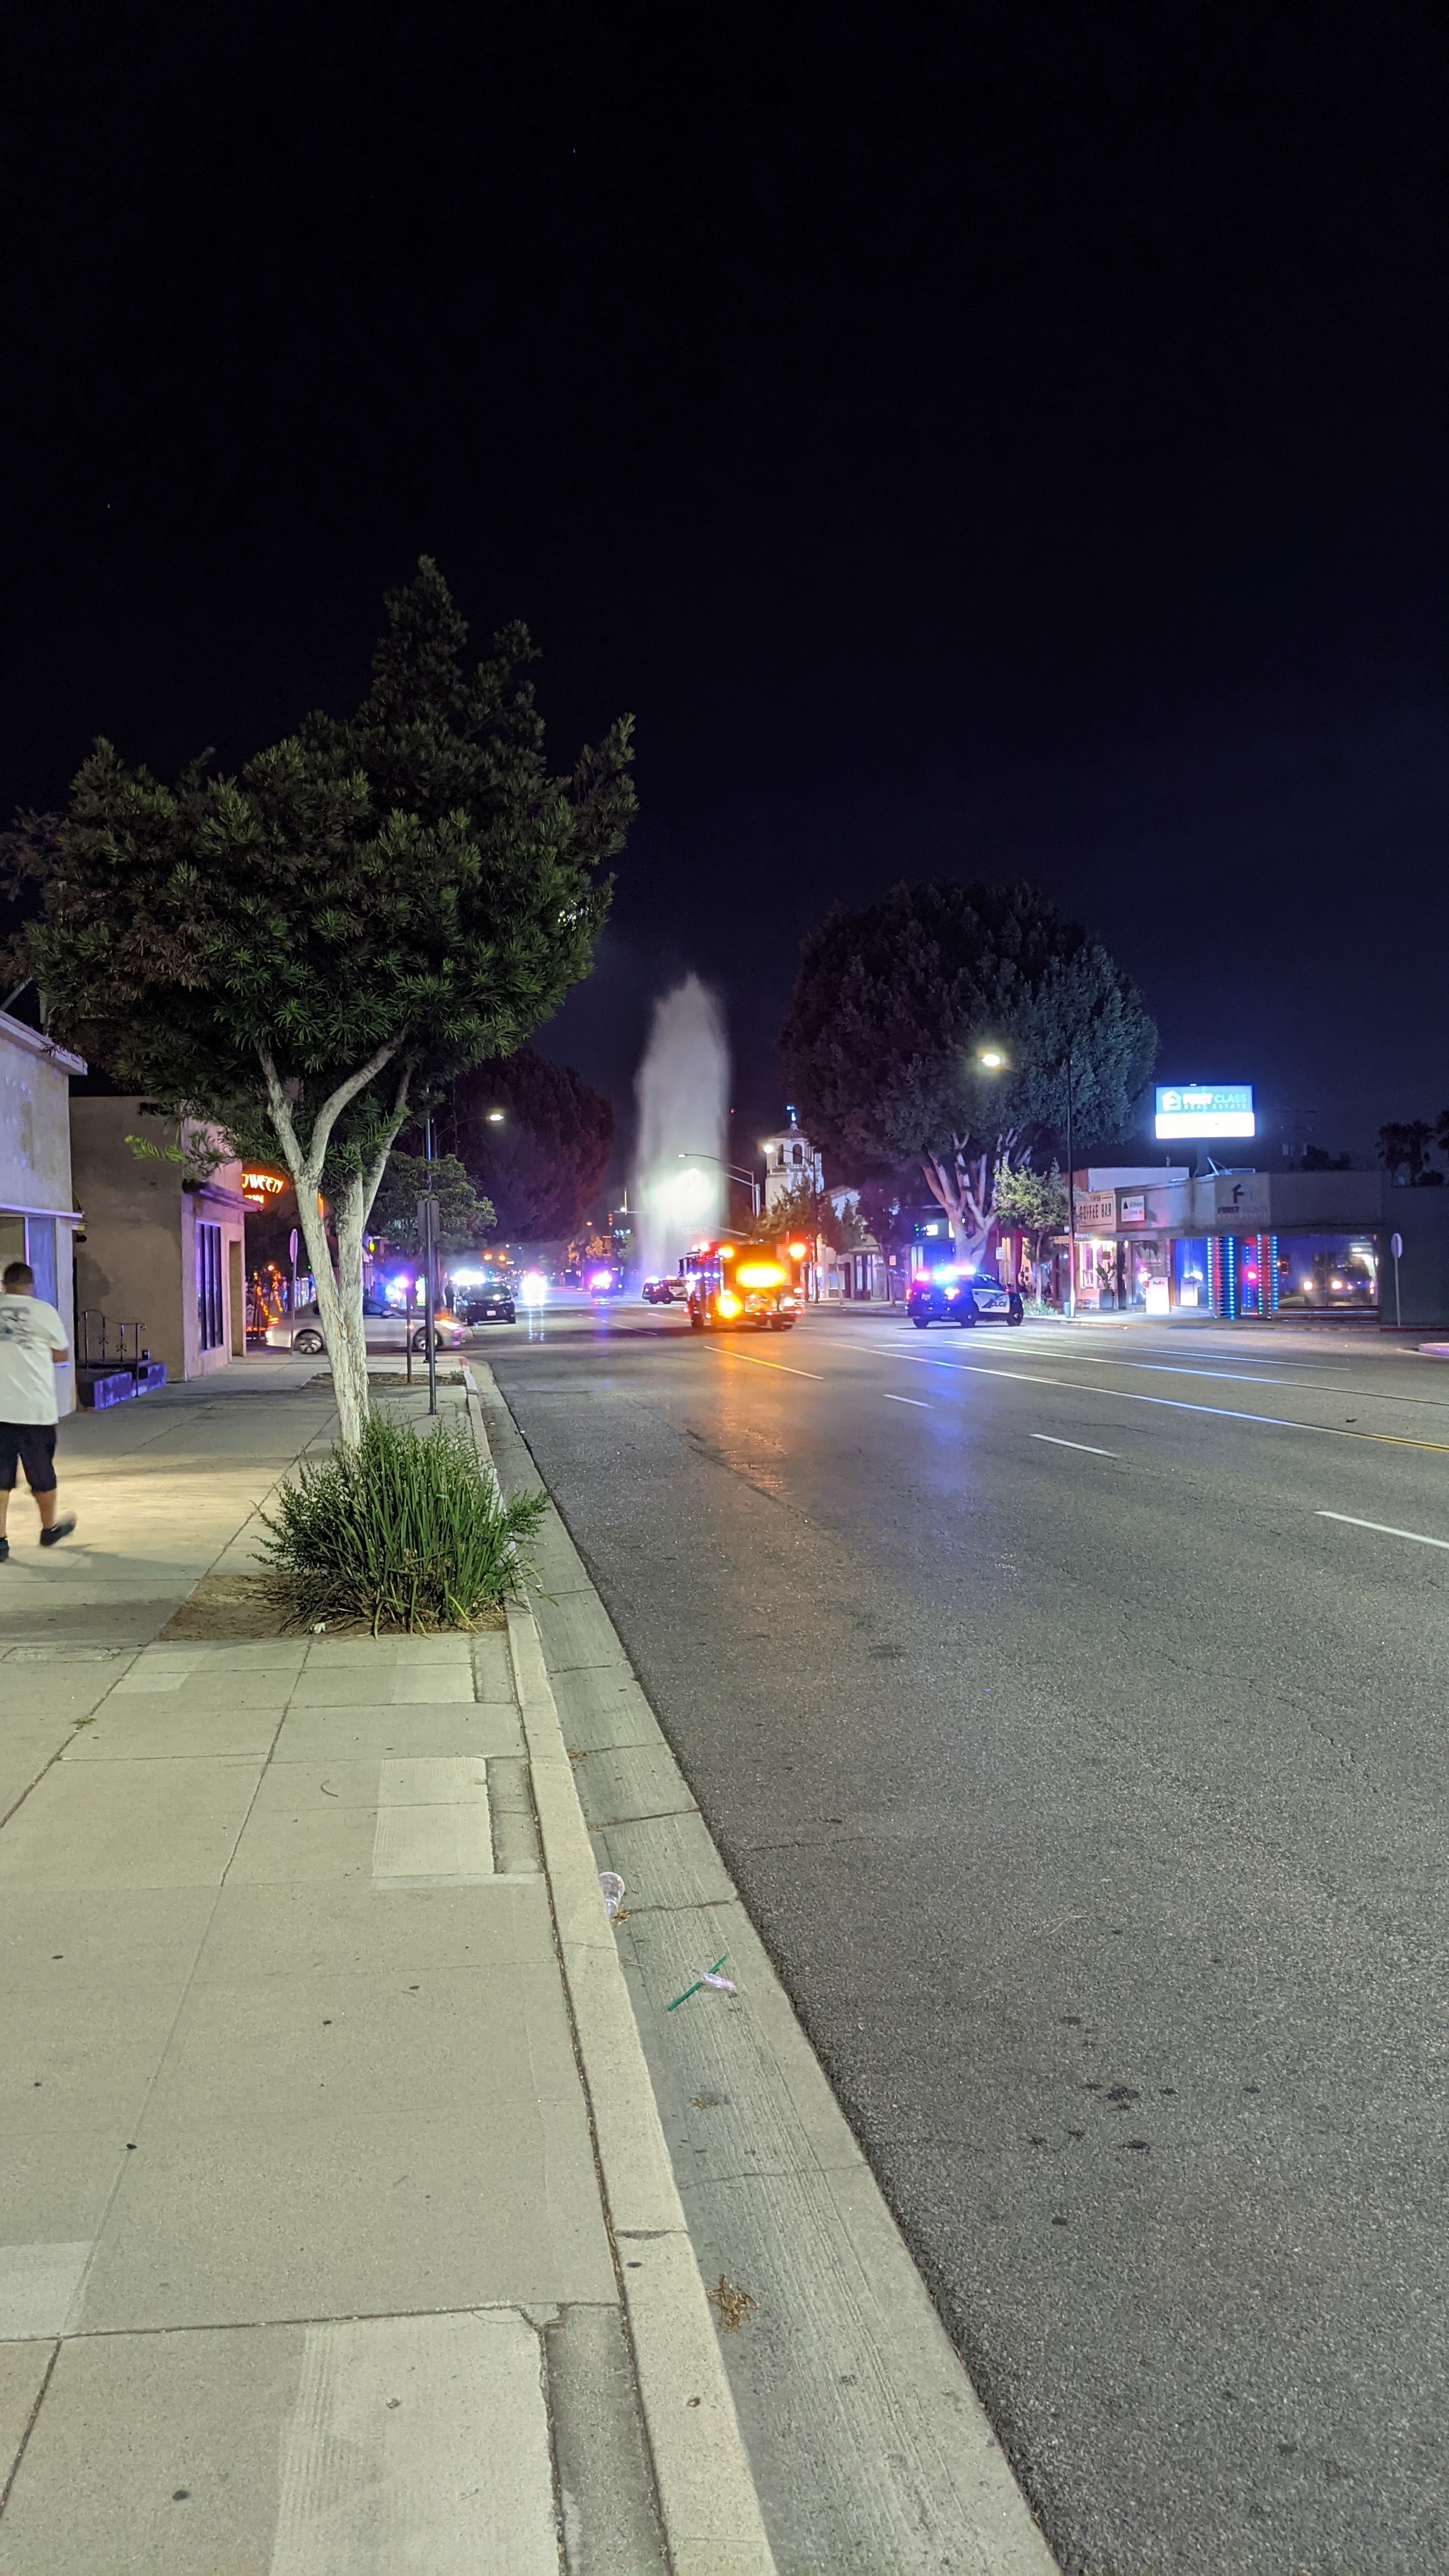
[0, 1537, 8, 1562]
[39, 1516, 76, 1549]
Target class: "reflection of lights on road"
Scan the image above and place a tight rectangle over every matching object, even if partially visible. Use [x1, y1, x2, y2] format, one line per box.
[520, 1271, 548, 1306]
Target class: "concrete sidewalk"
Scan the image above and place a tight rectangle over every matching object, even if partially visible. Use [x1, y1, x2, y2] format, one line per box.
[0, 1365, 775, 2573]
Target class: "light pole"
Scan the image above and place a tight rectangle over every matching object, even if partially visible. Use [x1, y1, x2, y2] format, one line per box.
[420, 1114, 439, 1415]
[1063, 1047, 1078, 1322]
[975, 1048, 1008, 1277]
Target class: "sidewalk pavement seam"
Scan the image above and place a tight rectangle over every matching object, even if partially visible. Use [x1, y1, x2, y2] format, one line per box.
[0, 2340, 57, 2511]
[0, 1691, 133, 1833]
[473, 1356, 1062, 2576]
[23, 2299, 628, 2340]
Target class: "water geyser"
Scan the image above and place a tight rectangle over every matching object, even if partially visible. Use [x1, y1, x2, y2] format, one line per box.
[634, 976, 730, 1283]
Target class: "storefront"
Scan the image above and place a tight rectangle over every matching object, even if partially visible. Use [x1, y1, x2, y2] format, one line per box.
[71, 1098, 248, 1381]
[1070, 1167, 1389, 1320]
[0, 1010, 87, 1415]
[1071, 1179, 1182, 1312]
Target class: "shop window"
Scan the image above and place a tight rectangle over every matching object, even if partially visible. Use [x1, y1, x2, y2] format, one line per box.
[197, 1220, 225, 1350]
[24, 1216, 57, 1310]
[1126, 1240, 1168, 1309]
[1172, 1239, 1208, 1310]
[1276, 1235, 1378, 1312]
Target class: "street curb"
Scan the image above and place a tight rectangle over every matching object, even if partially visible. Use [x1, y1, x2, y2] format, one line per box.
[469, 1351, 1063, 2576]
[507, 1605, 777, 2576]
[462, 1367, 777, 2575]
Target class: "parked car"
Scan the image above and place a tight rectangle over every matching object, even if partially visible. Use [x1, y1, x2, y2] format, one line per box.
[267, 1292, 391, 1354]
[269, 1298, 468, 1356]
[906, 1266, 1024, 1329]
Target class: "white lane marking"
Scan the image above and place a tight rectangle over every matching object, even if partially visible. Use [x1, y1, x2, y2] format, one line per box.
[814, 1332, 1449, 1407]
[712, 1347, 825, 1380]
[807, 1338, 1449, 1452]
[270, 2311, 557, 2574]
[1030, 1433, 1118, 1457]
[895, 1353, 1302, 1426]
[1133, 1363, 1289, 1385]
[1317, 1511, 1449, 1552]
[882, 1392, 932, 1409]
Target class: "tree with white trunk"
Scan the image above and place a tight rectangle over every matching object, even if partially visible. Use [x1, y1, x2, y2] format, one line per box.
[6, 561, 635, 1443]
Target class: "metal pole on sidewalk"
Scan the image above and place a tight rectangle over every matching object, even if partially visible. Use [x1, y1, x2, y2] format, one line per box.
[1065, 1049, 1077, 1322]
[423, 1115, 439, 1416]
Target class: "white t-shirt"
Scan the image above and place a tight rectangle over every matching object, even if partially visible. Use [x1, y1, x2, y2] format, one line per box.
[0, 1298, 69, 1426]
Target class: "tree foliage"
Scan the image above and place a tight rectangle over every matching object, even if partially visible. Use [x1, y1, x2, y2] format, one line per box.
[739, 1170, 846, 1252]
[446, 1046, 613, 1242]
[992, 1157, 1068, 1254]
[1378, 1119, 1445, 1185]
[6, 561, 634, 1436]
[368, 1151, 495, 1253]
[780, 880, 1156, 1254]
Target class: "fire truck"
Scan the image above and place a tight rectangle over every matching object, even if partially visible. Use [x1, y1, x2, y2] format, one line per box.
[681, 1242, 801, 1332]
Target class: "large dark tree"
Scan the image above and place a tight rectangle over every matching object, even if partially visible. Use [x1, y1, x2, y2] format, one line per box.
[368, 1152, 496, 1252]
[449, 1047, 613, 1244]
[1378, 1120, 1445, 1186]
[781, 880, 1156, 1259]
[6, 562, 634, 1440]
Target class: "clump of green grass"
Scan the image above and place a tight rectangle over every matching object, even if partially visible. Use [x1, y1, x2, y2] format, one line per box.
[257, 1414, 548, 1633]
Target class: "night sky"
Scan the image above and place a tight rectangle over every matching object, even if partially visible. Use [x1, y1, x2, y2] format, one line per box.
[4, 5, 1445, 1176]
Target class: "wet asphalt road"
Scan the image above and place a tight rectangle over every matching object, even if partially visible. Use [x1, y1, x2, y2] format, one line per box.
[490, 1303, 1448, 2576]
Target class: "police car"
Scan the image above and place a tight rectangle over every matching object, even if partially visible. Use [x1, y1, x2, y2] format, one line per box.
[906, 1265, 1024, 1328]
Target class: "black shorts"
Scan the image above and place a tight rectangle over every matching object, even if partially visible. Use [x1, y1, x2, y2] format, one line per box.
[0, 1423, 57, 1494]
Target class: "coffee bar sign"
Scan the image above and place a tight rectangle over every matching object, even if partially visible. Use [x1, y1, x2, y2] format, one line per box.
[1074, 1191, 1117, 1230]
[1075, 1190, 1148, 1229]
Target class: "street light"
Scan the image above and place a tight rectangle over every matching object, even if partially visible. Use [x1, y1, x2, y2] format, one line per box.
[486, 1110, 505, 1124]
[978, 1046, 1007, 1070]
[676, 1150, 761, 1218]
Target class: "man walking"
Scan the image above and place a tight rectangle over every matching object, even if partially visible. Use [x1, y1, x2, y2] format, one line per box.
[0, 1259, 76, 1557]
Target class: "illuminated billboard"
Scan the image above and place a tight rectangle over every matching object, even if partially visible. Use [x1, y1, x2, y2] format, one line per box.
[1154, 1084, 1255, 1141]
